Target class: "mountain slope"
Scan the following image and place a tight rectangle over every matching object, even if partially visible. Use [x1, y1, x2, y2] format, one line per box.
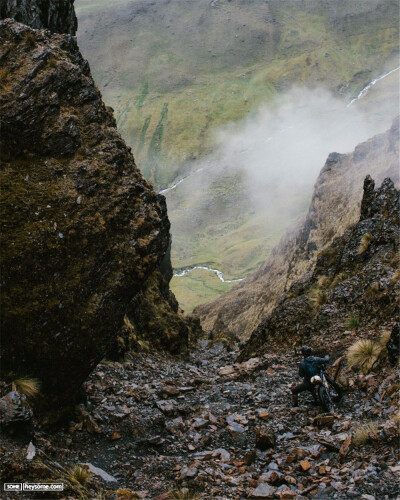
[75, 0, 399, 312]
[195, 118, 399, 339]
[76, 0, 399, 186]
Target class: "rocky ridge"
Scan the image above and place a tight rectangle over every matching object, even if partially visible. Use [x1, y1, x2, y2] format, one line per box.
[0, 11, 196, 418]
[239, 174, 399, 361]
[195, 119, 399, 341]
[1, 0, 77, 35]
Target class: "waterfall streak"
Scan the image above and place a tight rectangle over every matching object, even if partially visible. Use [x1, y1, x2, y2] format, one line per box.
[347, 66, 400, 107]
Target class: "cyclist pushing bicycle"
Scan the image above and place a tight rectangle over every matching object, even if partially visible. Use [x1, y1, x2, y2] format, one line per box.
[291, 346, 342, 410]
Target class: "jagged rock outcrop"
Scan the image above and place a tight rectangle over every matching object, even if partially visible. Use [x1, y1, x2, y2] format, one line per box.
[239, 175, 399, 360]
[1, 0, 77, 34]
[195, 119, 399, 340]
[0, 16, 195, 417]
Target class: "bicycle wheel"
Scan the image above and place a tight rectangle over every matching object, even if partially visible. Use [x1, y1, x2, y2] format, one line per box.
[318, 385, 332, 413]
[325, 374, 343, 402]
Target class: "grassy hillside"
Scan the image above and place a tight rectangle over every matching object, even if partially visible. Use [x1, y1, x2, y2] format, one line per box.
[75, 0, 399, 312]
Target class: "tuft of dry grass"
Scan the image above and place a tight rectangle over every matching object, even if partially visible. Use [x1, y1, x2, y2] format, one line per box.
[308, 286, 328, 306]
[329, 272, 348, 289]
[346, 339, 380, 373]
[378, 330, 391, 348]
[68, 465, 91, 485]
[317, 275, 330, 289]
[11, 377, 40, 399]
[168, 489, 202, 500]
[352, 421, 379, 446]
[357, 232, 372, 255]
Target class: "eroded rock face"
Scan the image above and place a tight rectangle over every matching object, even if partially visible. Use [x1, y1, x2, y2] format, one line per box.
[0, 19, 189, 413]
[239, 176, 399, 360]
[0, 0, 77, 34]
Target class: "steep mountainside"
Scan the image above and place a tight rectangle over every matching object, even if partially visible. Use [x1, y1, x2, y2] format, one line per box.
[239, 175, 399, 360]
[76, 0, 399, 185]
[0, 8, 197, 418]
[196, 119, 399, 339]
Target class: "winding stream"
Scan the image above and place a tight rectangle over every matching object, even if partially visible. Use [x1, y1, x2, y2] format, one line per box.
[347, 66, 400, 107]
[173, 265, 244, 283]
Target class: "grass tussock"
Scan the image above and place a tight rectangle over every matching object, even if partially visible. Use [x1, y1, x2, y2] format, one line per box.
[317, 275, 330, 289]
[168, 489, 203, 500]
[329, 272, 348, 289]
[352, 421, 379, 446]
[345, 314, 359, 330]
[68, 465, 91, 485]
[11, 377, 40, 399]
[346, 339, 381, 373]
[378, 330, 391, 348]
[357, 232, 372, 255]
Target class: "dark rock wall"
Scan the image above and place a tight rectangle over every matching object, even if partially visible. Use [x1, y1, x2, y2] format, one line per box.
[0, 18, 194, 415]
[1, 0, 77, 34]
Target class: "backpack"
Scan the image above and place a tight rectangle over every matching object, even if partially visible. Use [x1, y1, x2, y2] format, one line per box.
[304, 356, 320, 380]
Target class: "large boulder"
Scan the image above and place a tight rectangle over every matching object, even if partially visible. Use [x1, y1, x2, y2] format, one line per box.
[0, 18, 191, 416]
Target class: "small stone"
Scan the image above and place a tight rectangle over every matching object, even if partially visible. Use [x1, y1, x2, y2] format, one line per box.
[299, 460, 311, 471]
[156, 400, 176, 416]
[26, 441, 36, 461]
[258, 409, 270, 421]
[218, 365, 236, 376]
[256, 427, 276, 450]
[243, 450, 257, 465]
[249, 483, 277, 498]
[279, 487, 297, 499]
[313, 414, 334, 428]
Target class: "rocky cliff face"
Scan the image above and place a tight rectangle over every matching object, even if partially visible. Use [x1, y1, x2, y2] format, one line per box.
[1, 0, 77, 34]
[195, 119, 399, 340]
[0, 13, 194, 417]
[239, 175, 399, 360]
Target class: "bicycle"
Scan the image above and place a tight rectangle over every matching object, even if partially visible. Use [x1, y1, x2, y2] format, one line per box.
[310, 363, 343, 413]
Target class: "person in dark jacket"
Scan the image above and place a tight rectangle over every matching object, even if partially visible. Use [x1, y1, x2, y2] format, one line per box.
[291, 346, 330, 407]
